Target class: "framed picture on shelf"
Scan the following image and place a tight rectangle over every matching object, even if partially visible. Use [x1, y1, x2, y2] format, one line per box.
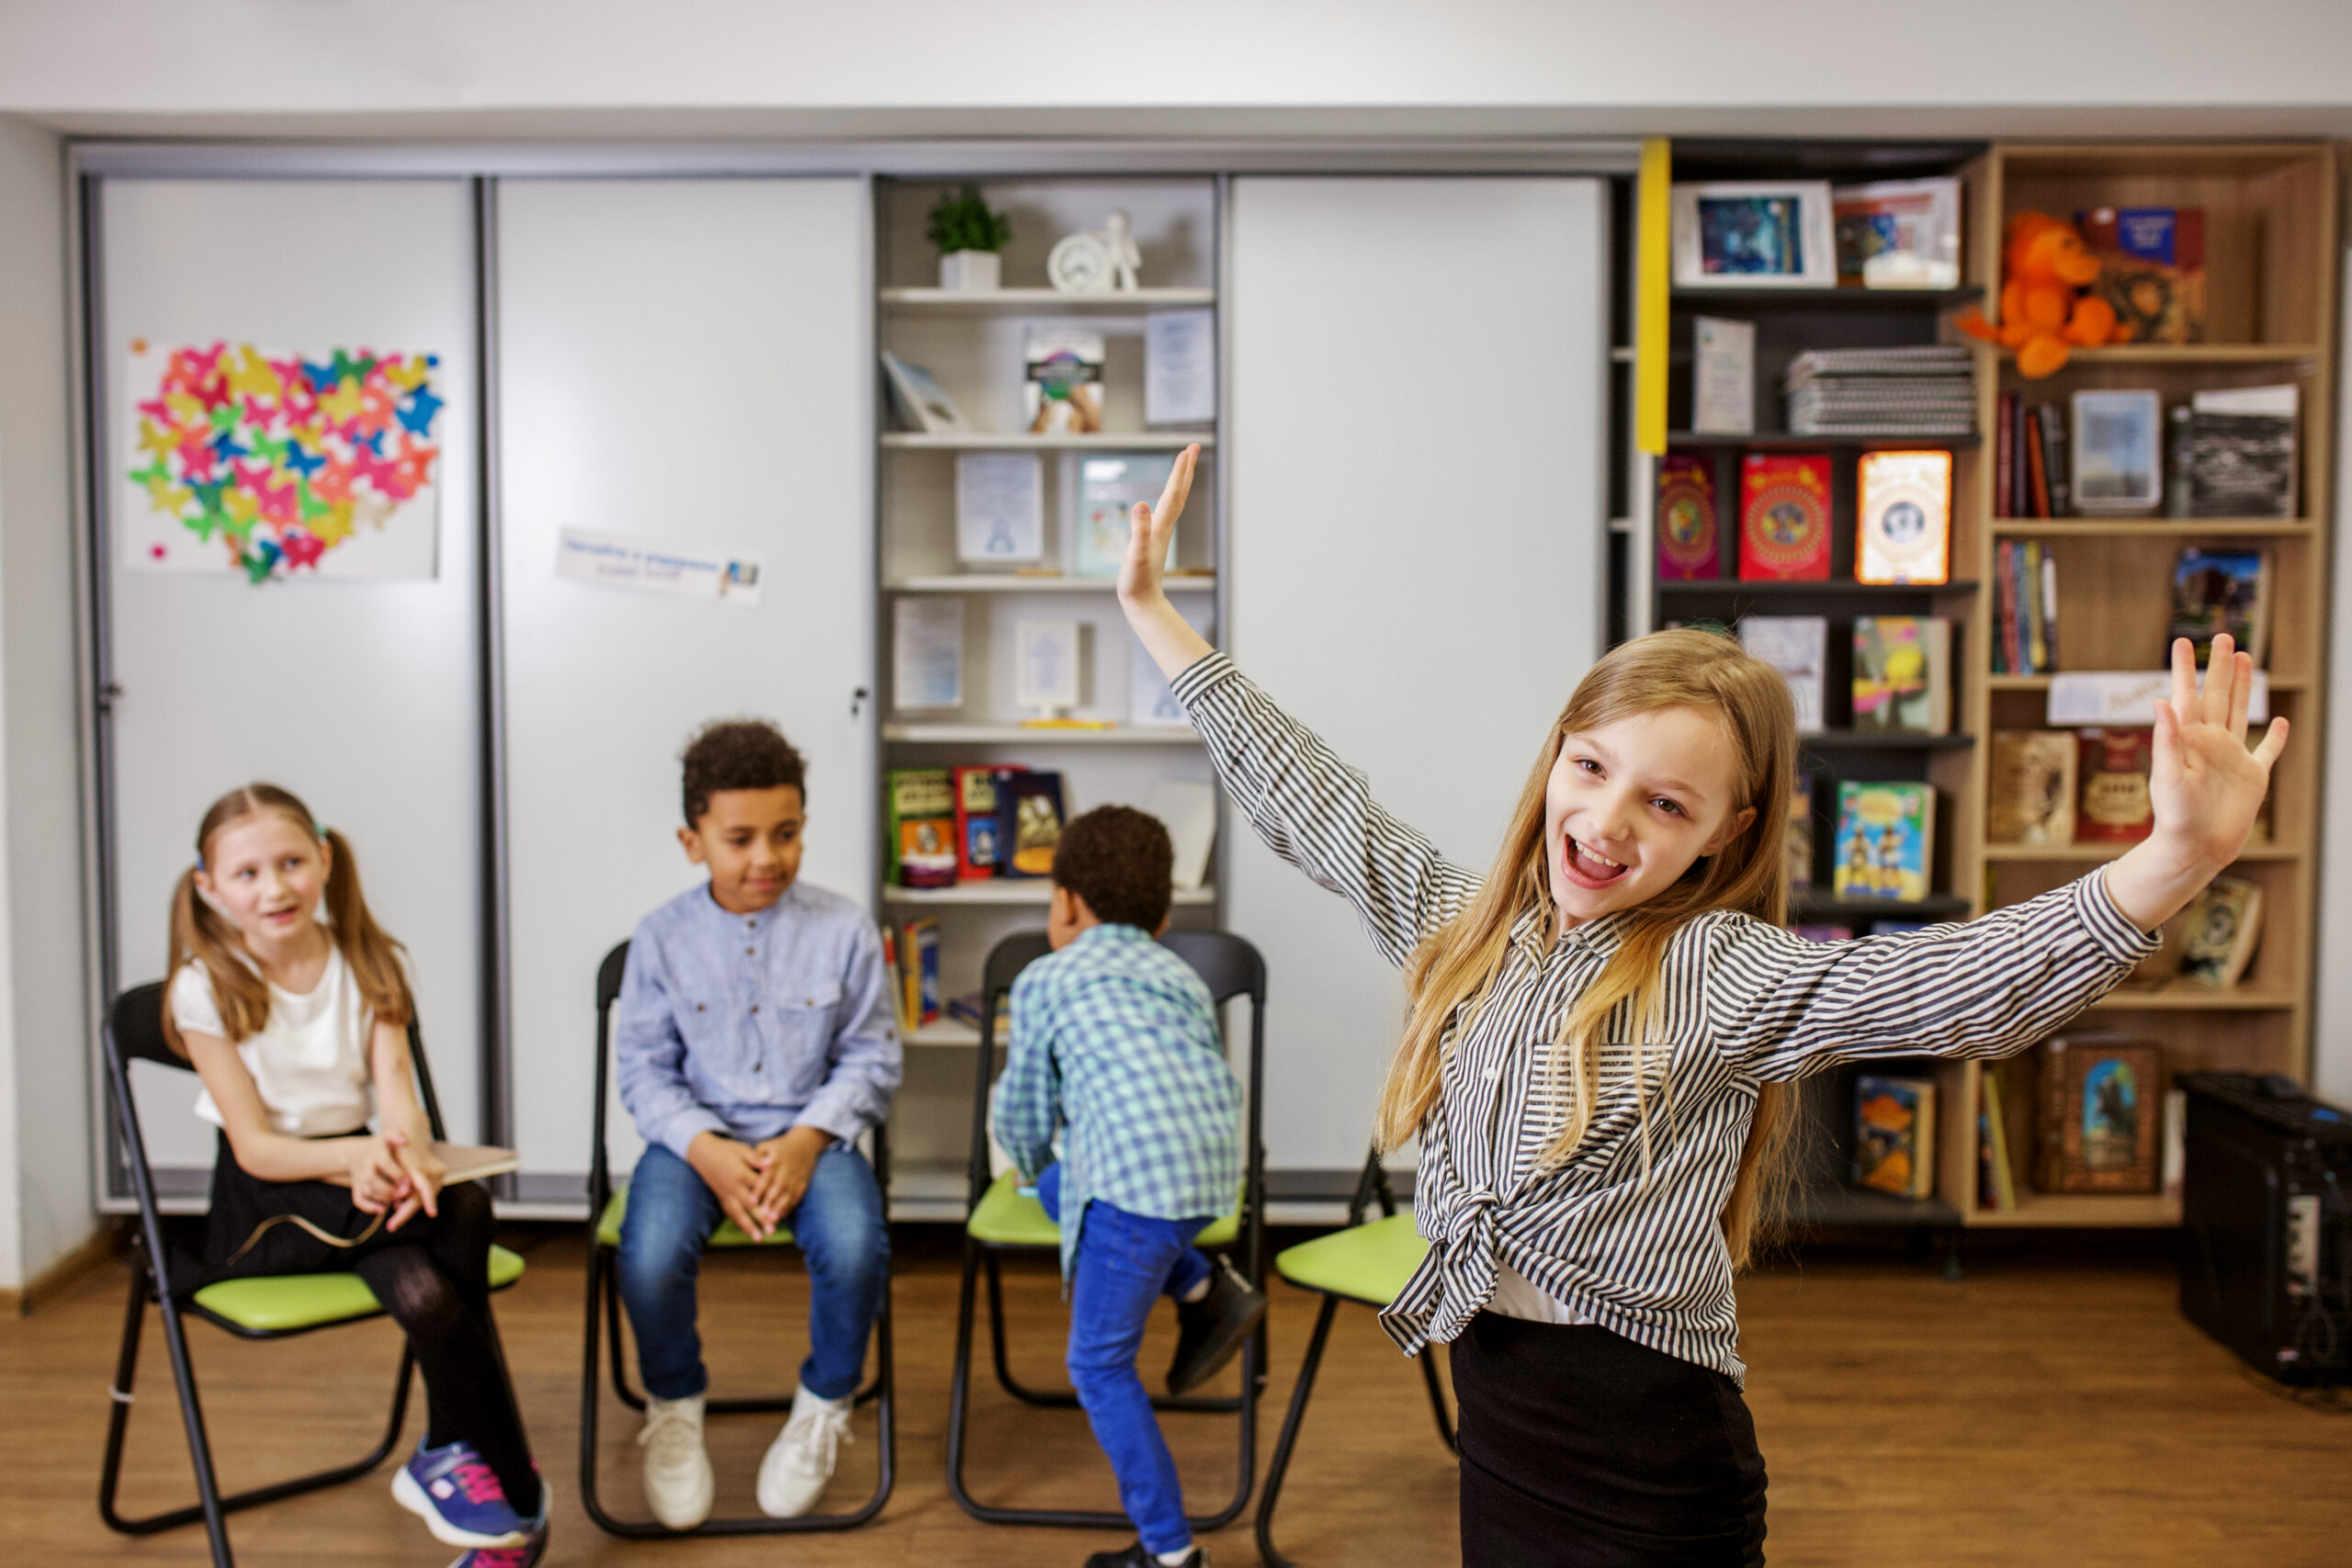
[1671, 181, 1838, 288]
[2070, 389, 2163, 514]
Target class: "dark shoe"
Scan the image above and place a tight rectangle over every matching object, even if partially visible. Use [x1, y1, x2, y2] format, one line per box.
[1166, 1257, 1267, 1395]
[1085, 1542, 1205, 1568]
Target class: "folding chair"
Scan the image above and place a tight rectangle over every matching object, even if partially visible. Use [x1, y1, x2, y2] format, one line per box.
[578, 940, 896, 1537]
[945, 928, 1270, 1530]
[96, 981, 526, 1568]
[1254, 1148, 1454, 1568]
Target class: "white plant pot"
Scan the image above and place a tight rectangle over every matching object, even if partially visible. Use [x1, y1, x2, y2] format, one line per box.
[939, 251, 1001, 291]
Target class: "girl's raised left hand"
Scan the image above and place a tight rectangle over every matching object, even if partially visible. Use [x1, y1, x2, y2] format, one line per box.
[2106, 634, 2289, 932]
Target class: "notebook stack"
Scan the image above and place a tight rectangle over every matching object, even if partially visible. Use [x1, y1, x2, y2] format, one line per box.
[1782, 345, 1974, 438]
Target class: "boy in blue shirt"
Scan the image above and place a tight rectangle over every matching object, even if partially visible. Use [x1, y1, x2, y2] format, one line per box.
[992, 805, 1268, 1568]
[614, 720, 899, 1530]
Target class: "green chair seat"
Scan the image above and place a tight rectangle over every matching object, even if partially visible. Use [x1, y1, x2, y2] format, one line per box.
[1274, 1213, 1428, 1307]
[594, 1179, 796, 1250]
[964, 1169, 1239, 1250]
[192, 1244, 526, 1334]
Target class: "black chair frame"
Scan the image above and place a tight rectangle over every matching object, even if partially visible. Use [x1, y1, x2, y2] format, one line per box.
[578, 941, 896, 1538]
[1254, 1148, 1456, 1568]
[96, 981, 492, 1568]
[945, 928, 1271, 1531]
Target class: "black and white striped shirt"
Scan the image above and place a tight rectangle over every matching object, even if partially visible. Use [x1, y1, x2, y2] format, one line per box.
[1171, 652, 2159, 1385]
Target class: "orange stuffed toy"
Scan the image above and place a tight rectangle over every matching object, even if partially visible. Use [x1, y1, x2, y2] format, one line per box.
[1956, 211, 2125, 378]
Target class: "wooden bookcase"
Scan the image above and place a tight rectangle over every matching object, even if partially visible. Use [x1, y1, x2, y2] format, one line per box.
[1645, 140, 2338, 1234]
[1951, 141, 2338, 1230]
[870, 177, 1226, 1217]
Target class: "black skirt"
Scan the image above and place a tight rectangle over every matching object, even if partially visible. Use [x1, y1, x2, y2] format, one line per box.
[190, 1131, 460, 1288]
[1448, 1312, 1768, 1568]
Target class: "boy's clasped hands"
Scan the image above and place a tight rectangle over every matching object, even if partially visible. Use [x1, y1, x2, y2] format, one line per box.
[686, 1123, 832, 1241]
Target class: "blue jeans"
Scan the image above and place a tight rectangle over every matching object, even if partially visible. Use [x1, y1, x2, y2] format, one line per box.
[1036, 1162, 1211, 1555]
[616, 1140, 888, 1402]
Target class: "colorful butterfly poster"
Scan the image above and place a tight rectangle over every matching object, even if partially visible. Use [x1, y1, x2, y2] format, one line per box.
[120, 339, 444, 582]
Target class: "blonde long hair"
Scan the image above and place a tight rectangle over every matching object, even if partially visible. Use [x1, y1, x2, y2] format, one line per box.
[1374, 628, 1800, 1268]
[162, 784, 413, 1055]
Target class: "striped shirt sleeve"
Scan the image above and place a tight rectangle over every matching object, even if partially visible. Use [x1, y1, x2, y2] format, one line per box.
[1695, 871, 2161, 1081]
[1170, 651, 1481, 969]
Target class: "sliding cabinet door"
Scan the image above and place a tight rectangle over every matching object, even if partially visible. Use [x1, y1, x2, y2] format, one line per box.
[97, 178, 485, 1186]
[1226, 177, 1609, 1182]
[496, 179, 874, 1196]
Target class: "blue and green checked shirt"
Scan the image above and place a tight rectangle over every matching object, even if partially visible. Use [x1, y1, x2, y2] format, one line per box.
[991, 922, 1242, 1278]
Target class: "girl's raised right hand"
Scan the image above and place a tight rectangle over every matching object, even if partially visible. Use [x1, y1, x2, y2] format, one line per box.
[1117, 445, 1216, 682]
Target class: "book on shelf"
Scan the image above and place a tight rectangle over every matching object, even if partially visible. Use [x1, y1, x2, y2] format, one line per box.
[1996, 390, 2016, 518]
[2024, 406, 2051, 519]
[2038, 402, 2071, 517]
[2077, 206, 2206, 344]
[2182, 384, 2297, 520]
[2177, 874, 2265, 989]
[886, 768, 958, 888]
[1856, 450, 1951, 585]
[1692, 316, 1755, 435]
[1023, 326, 1107, 434]
[1791, 923, 1851, 943]
[1851, 615, 1951, 735]
[956, 452, 1045, 565]
[1831, 781, 1935, 903]
[1738, 615, 1827, 733]
[1855, 1073, 1938, 1199]
[1870, 919, 1936, 935]
[1736, 455, 1832, 581]
[2037, 1033, 2164, 1194]
[1144, 307, 1216, 427]
[2045, 671, 2270, 728]
[899, 918, 942, 1030]
[2072, 389, 2163, 514]
[880, 350, 970, 434]
[946, 989, 1011, 1034]
[2161, 1089, 2187, 1200]
[1071, 452, 1178, 579]
[1656, 453, 1721, 581]
[1985, 731, 2077, 845]
[1785, 773, 1815, 891]
[892, 597, 965, 711]
[879, 924, 900, 1026]
[1148, 778, 1218, 892]
[996, 771, 1066, 878]
[1991, 540, 2059, 675]
[953, 764, 1019, 881]
[2076, 728, 2155, 844]
[1979, 1063, 2023, 1213]
[2168, 547, 2271, 667]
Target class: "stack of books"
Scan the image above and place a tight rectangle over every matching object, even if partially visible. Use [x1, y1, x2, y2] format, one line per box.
[1781, 345, 1973, 437]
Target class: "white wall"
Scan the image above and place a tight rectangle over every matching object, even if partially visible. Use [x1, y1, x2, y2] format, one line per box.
[3, 1, 2352, 139]
[0, 116, 86, 1291]
[2316, 242, 2352, 1110]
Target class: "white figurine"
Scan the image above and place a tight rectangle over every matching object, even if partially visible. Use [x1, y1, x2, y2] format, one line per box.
[1103, 209, 1141, 292]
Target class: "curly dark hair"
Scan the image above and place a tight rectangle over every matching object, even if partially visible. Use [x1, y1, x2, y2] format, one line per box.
[1052, 805, 1173, 931]
[681, 718, 807, 826]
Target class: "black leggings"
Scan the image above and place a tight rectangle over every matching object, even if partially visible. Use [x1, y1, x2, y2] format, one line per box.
[198, 1140, 539, 1517]
[1448, 1312, 1767, 1567]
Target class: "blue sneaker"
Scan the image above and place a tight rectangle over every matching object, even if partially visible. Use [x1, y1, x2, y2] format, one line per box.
[391, 1438, 528, 1549]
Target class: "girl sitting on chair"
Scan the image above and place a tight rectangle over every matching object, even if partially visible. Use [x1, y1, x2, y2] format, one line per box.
[164, 784, 545, 1568]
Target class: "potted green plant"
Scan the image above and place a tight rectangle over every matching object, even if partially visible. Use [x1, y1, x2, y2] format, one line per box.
[927, 186, 1012, 291]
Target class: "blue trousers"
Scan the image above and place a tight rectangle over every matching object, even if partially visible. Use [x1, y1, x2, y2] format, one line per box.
[1036, 1162, 1211, 1555]
[616, 1140, 888, 1402]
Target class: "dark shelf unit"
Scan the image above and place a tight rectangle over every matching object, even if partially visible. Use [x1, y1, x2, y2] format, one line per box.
[1792, 894, 1972, 920]
[1669, 285, 1983, 312]
[1658, 579, 1976, 598]
[1667, 430, 1980, 449]
[1802, 731, 1973, 751]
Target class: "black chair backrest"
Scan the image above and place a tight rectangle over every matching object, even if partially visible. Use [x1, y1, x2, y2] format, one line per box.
[966, 927, 1270, 1246]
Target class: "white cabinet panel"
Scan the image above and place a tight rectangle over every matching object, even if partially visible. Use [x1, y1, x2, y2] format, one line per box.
[497, 178, 874, 1188]
[1226, 176, 1608, 1177]
[98, 178, 485, 1172]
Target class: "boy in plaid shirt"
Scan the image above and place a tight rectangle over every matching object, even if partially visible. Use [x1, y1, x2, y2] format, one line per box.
[992, 805, 1267, 1568]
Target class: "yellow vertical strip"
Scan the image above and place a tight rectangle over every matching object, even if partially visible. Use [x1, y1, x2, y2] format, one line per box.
[1634, 138, 1671, 456]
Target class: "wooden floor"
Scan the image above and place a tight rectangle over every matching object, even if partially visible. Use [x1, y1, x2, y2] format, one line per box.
[6, 1226, 2349, 1566]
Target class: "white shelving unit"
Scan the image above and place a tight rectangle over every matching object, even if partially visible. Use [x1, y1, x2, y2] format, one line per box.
[874, 177, 1227, 1219]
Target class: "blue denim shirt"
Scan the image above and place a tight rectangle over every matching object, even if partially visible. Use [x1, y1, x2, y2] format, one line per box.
[615, 879, 901, 1160]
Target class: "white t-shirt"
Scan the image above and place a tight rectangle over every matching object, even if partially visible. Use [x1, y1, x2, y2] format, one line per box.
[1487, 1261, 1596, 1326]
[170, 946, 376, 1138]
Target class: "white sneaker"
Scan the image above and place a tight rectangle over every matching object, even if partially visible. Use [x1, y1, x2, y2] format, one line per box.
[639, 1393, 714, 1531]
[756, 1382, 854, 1519]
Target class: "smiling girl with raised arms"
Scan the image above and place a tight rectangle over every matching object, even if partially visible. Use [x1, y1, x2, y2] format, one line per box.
[1118, 446, 2286, 1566]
